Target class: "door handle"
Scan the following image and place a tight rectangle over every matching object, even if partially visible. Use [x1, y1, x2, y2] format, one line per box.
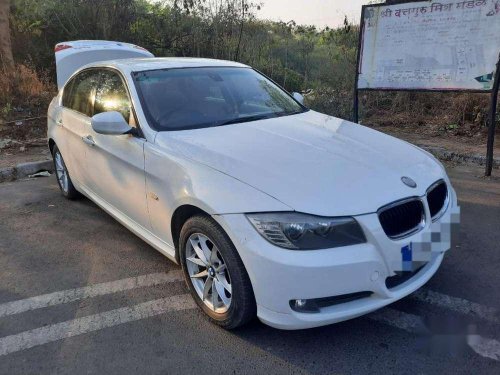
[82, 135, 96, 147]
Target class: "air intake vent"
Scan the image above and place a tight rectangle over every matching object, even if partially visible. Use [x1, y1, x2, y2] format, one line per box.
[427, 181, 448, 221]
[378, 198, 425, 239]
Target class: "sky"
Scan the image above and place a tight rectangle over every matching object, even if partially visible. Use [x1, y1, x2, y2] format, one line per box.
[256, 0, 368, 28]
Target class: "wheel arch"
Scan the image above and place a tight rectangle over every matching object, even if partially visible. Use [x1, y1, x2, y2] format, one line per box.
[171, 204, 210, 262]
[48, 138, 56, 155]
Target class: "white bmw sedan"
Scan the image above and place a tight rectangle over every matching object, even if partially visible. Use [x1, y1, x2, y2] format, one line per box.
[48, 41, 459, 330]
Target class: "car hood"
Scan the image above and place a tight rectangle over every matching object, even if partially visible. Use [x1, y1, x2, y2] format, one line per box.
[155, 111, 445, 216]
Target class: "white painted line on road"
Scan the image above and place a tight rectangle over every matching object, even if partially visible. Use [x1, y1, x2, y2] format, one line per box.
[412, 289, 500, 325]
[467, 335, 500, 361]
[0, 271, 184, 318]
[369, 307, 428, 334]
[0, 293, 195, 356]
[369, 308, 500, 362]
[1, 270, 499, 360]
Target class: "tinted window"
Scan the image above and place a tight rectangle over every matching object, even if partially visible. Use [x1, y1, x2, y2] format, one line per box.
[94, 70, 132, 124]
[68, 70, 100, 116]
[133, 67, 305, 131]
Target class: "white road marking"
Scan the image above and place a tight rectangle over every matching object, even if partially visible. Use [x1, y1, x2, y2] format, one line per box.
[467, 335, 500, 361]
[369, 308, 500, 362]
[369, 307, 428, 334]
[412, 289, 500, 324]
[1, 272, 499, 361]
[0, 271, 184, 318]
[0, 294, 195, 356]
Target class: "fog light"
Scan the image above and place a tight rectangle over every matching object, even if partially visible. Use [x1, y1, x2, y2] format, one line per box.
[290, 299, 320, 313]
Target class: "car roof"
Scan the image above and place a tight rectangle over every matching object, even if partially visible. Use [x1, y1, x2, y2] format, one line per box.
[89, 57, 249, 72]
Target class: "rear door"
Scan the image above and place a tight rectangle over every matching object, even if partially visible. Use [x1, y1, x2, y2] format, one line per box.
[59, 69, 101, 187]
[83, 69, 150, 230]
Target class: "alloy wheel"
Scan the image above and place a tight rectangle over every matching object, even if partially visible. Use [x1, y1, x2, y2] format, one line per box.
[54, 151, 69, 193]
[185, 233, 232, 313]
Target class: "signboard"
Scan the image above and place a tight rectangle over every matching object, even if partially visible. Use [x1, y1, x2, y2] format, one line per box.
[357, 0, 500, 91]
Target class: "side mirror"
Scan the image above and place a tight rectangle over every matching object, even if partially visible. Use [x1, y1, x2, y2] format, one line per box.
[91, 111, 133, 135]
[292, 92, 305, 105]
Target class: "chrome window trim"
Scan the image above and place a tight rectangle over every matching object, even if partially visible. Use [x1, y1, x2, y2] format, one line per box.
[426, 179, 450, 222]
[377, 197, 426, 240]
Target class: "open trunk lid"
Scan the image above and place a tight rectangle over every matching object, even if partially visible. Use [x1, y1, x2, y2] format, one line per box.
[55, 40, 154, 89]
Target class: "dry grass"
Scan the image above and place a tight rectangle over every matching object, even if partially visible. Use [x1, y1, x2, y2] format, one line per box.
[306, 88, 495, 145]
[0, 64, 55, 120]
[362, 91, 492, 141]
[0, 64, 55, 140]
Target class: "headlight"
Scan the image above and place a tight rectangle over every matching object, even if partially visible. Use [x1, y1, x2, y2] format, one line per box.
[246, 212, 366, 250]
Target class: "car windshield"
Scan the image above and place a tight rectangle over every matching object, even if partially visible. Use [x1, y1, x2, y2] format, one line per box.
[133, 67, 306, 131]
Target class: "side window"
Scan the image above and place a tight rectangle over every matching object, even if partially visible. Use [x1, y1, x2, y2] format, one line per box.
[61, 79, 74, 108]
[94, 70, 134, 125]
[67, 70, 100, 116]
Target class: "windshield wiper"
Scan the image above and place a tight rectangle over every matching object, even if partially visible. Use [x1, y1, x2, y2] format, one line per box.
[212, 109, 306, 128]
[275, 109, 306, 117]
[213, 113, 279, 127]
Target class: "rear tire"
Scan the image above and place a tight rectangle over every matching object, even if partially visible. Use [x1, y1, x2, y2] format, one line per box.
[179, 215, 256, 329]
[52, 145, 79, 200]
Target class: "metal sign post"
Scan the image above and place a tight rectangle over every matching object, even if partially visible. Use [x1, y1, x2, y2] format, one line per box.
[485, 53, 500, 177]
[353, 5, 365, 124]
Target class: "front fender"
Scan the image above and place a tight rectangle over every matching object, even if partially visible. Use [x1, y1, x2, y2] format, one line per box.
[144, 142, 291, 246]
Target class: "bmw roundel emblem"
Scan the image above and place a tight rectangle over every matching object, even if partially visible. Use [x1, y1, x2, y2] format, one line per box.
[401, 176, 417, 188]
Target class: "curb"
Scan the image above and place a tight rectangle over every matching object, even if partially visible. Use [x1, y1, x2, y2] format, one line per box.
[0, 160, 53, 183]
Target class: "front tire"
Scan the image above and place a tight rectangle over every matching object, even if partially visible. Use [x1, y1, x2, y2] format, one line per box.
[179, 215, 256, 329]
[52, 145, 79, 200]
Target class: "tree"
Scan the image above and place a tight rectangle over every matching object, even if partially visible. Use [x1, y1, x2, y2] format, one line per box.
[296, 25, 316, 87]
[277, 20, 295, 88]
[0, 0, 14, 69]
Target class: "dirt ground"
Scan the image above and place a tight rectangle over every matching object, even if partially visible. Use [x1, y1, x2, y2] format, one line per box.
[0, 144, 50, 169]
[372, 125, 500, 157]
[0, 119, 50, 168]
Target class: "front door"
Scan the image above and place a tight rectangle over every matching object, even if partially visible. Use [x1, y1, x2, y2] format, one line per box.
[82, 69, 150, 231]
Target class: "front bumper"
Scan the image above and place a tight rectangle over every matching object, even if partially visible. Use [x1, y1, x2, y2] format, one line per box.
[213, 187, 459, 330]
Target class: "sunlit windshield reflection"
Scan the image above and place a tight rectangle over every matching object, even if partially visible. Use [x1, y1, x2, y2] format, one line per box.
[133, 67, 306, 131]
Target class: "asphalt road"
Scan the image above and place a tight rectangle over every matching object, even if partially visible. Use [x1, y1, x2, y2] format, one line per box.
[0, 164, 499, 374]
